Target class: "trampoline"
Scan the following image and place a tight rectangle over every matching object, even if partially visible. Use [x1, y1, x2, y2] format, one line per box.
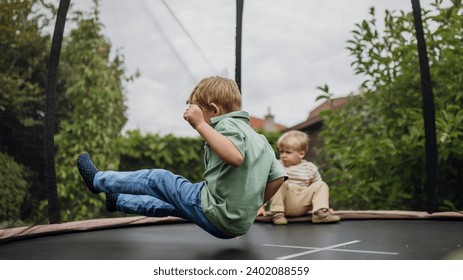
[1, 211, 462, 260]
[2, 4, 462, 278]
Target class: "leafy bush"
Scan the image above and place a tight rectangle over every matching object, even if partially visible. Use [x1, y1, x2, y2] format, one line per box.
[54, 6, 129, 221]
[319, 1, 463, 211]
[0, 0, 51, 223]
[0, 152, 31, 224]
[119, 130, 205, 182]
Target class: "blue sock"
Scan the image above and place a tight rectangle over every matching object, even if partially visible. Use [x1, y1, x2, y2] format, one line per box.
[106, 193, 119, 212]
[77, 153, 100, 194]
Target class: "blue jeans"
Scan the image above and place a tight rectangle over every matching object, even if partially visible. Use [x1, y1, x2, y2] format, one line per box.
[93, 169, 233, 239]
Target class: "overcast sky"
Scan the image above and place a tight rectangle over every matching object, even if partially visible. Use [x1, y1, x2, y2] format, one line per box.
[70, 0, 434, 137]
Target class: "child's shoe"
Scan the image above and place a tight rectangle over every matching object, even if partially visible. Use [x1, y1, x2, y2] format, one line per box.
[312, 208, 341, 224]
[272, 212, 288, 225]
[77, 153, 100, 194]
[106, 193, 119, 212]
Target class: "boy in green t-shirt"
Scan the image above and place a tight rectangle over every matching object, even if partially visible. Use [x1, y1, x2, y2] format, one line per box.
[77, 76, 287, 238]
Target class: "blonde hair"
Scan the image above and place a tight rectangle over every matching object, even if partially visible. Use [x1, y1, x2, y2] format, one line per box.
[187, 76, 241, 114]
[187, 76, 241, 113]
[277, 130, 309, 153]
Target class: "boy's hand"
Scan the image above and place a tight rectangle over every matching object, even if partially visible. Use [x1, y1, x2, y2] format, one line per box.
[183, 104, 205, 129]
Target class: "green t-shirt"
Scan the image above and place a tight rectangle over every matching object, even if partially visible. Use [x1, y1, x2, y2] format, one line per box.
[200, 111, 287, 236]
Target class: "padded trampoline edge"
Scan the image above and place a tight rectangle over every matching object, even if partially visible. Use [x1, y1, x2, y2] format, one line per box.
[0, 216, 187, 244]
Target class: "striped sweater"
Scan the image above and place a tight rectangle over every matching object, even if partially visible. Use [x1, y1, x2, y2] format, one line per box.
[279, 159, 321, 187]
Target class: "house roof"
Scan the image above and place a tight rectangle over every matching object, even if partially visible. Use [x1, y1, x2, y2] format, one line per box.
[250, 116, 287, 132]
[285, 97, 349, 131]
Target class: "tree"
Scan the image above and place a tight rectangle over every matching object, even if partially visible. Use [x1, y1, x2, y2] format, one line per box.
[54, 3, 130, 221]
[0, 0, 134, 224]
[318, 0, 463, 211]
[0, 0, 51, 223]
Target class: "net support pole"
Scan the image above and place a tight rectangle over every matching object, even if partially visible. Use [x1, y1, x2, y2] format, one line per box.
[235, 0, 244, 93]
[44, 0, 71, 224]
[411, 0, 438, 213]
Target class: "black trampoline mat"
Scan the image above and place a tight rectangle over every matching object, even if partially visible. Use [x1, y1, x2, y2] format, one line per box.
[1, 220, 462, 260]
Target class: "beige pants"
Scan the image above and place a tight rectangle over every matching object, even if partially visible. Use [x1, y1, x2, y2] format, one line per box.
[269, 180, 330, 216]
